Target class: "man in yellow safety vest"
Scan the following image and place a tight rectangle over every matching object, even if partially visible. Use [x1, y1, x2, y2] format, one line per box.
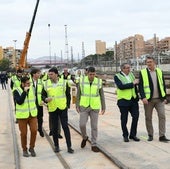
[76, 66, 106, 152]
[13, 76, 38, 157]
[139, 56, 170, 142]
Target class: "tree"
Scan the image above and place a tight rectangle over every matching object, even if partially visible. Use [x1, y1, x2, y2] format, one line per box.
[0, 58, 11, 71]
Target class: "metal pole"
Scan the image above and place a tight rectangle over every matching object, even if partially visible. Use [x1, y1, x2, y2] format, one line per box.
[64, 25, 69, 64]
[13, 40, 17, 68]
[115, 41, 118, 72]
[48, 24, 51, 66]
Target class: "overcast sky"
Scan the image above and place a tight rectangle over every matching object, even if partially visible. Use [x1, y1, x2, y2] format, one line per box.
[1, 0, 170, 60]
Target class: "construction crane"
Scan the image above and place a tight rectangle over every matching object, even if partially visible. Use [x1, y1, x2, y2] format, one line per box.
[18, 0, 40, 69]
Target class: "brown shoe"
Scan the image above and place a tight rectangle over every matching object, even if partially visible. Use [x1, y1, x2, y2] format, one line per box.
[91, 146, 100, 152]
[81, 137, 88, 148]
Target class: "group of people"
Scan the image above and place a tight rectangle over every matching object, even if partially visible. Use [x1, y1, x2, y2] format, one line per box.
[0, 72, 8, 89]
[11, 66, 105, 157]
[11, 56, 169, 158]
[114, 56, 170, 143]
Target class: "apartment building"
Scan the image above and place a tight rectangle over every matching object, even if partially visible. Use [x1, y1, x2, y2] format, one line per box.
[0, 46, 22, 68]
[95, 40, 106, 55]
[157, 37, 170, 52]
[116, 34, 145, 60]
[0, 46, 3, 60]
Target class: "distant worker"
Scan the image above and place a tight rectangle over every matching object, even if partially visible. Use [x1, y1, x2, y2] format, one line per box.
[0, 72, 7, 90]
[42, 67, 74, 153]
[139, 56, 170, 142]
[30, 68, 44, 137]
[10, 69, 23, 91]
[13, 76, 37, 157]
[114, 63, 140, 142]
[76, 66, 105, 152]
[74, 69, 82, 85]
[84, 67, 88, 76]
[41, 71, 48, 81]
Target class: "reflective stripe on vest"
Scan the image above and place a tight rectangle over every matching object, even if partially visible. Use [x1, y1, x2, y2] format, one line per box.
[15, 87, 37, 119]
[30, 78, 43, 106]
[141, 68, 165, 99]
[44, 79, 67, 112]
[11, 75, 21, 91]
[79, 76, 102, 109]
[115, 72, 136, 100]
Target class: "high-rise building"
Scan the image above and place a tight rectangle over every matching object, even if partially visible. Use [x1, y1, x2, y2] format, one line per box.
[116, 34, 145, 60]
[0, 46, 3, 60]
[95, 40, 106, 55]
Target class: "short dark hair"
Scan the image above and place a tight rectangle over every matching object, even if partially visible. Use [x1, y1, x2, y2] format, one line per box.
[49, 67, 58, 74]
[88, 66, 95, 73]
[30, 68, 40, 76]
[17, 69, 23, 73]
[21, 76, 30, 83]
[146, 56, 155, 61]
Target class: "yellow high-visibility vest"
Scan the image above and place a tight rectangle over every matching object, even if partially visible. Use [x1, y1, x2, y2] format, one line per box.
[115, 72, 136, 100]
[11, 75, 21, 91]
[15, 87, 37, 119]
[44, 79, 67, 112]
[30, 78, 43, 106]
[141, 68, 165, 99]
[79, 76, 102, 109]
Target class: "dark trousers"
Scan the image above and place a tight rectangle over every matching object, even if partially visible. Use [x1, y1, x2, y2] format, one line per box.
[37, 105, 43, 131]
[49, 113, 61, 134]
[1, 82, 6, 89]
[118, 101, 139, 137]
[50, 108, 71, 148]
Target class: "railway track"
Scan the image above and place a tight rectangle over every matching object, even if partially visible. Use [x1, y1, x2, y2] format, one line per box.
[8, 88, 120, 169]
[6, 87, 170, 169]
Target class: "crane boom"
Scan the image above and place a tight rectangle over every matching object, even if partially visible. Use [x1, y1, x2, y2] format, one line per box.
[18, 0, 40, 68]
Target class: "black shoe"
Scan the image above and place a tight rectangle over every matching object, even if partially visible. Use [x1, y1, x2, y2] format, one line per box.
[129, 136, 140, 142]
[58, 134, 63, 139]
[29, 148, 36, 157]
[49, 131, 52, 136]
[81, 137, 88, 148]
[123, 137, 129, 142]
[23, 150, 29, 157]
[68, 147, 74, 153]
[54, 146, 60, 153]
[38, 130, 44, 137]
[91, 146, 100, 152]
[147, 135, 153, 141]
[159, 136, 170, 142]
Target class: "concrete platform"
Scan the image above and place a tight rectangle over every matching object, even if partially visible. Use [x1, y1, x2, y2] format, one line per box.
[0, 86, 170, 169]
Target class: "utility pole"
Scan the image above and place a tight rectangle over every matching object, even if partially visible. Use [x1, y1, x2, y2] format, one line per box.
[48, 24, 52, 66]
[153, 33, 160, 67]
[115, 41, 118, 72]
[71, 46, 73, 68]
[61, 50, 63, 63]
[82, 41, 85, 59]
[13, 40, 17, 68]
[64, 25, 69, 64]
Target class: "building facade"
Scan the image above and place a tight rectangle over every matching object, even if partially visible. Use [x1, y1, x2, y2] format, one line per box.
[95, 40, 106, 55]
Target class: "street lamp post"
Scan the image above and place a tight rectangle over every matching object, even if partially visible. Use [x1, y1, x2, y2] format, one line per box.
[48, 24, 51, 66]
[13, 40, 17, 68]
